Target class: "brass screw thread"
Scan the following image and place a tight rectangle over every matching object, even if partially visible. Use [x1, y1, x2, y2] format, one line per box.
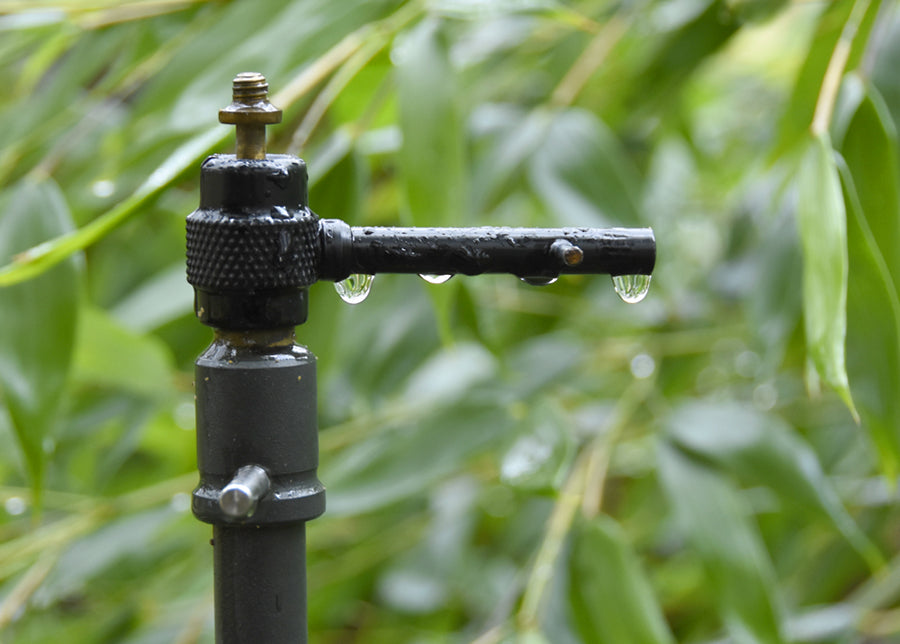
[232, 72, 268, 102]
[219, 72, 282, 160]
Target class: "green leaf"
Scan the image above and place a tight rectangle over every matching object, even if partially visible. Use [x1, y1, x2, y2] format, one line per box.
[394, 18, 469, 342]
[667, 402, 883, 571]
[529, 108, 642, 226]
[0, 179, 80, 495]
[568, 516, 675, 644]
[773, 0, 881, 155]
[839, 89, 900, 477]
[72, 307, 175, 399]
[395, 17, 467, 227]
[624, 0, 739, 116]
[797, 133, 856, 415]
[326, 404, 511, 517]
[658, 442, 786, 644]
[0, 125, 226, 287]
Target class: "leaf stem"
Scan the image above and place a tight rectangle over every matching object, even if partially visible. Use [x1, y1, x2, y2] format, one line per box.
[811, 0, 872, 136]
[517, 377, 650, 630]
[551, 15, 627, 108]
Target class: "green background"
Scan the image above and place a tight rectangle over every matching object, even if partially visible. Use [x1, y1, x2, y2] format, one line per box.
[0, 0, 898, 642]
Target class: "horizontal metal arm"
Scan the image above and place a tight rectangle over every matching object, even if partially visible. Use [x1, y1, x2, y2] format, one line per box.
[318, 220, 655, 282]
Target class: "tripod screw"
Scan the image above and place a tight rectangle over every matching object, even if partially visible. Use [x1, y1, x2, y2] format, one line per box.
[218, 72, 282, 160]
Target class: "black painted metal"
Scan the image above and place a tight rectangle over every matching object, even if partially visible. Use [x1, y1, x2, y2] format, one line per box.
[186, 155, 317, 330]
[186, 91, 657, 644]
[192, 330, 323, 644]
[317, 219, 655, 281]
[213, 523, 308, 644]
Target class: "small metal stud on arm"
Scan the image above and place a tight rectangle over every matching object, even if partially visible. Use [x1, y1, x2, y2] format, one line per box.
[186, 73, 656, 644]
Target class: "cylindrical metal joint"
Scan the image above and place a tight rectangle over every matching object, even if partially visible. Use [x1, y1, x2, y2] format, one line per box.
[192, 334, 325, 525]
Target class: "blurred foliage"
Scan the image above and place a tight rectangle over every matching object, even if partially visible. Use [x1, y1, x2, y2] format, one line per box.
[0, 0, 899, 642]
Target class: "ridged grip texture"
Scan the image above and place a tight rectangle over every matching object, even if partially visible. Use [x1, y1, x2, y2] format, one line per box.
[186, 209, 318, 289]
[185, 154, 319, 292]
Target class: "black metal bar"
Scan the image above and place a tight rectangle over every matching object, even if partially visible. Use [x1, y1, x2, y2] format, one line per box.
[214, 523, 308, 644]
[317, 220, 655, 281]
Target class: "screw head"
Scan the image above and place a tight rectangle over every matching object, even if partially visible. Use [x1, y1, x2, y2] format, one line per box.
[550, 239, 584, 267]
[219, 72, 283, 125]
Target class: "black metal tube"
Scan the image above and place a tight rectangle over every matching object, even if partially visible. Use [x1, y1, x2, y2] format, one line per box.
[214, 523, 307, 644]
[318, 220, 655, 281]
[192, 330, 324, 644]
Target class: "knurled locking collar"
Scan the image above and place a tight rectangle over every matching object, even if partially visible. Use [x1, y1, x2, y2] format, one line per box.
[186, 74, 318, 330]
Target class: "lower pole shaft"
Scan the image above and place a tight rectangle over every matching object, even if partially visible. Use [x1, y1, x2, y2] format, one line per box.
[214, 523, 308, 644]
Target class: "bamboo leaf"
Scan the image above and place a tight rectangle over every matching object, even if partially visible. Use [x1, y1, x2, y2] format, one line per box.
[797, 133, 856, 416]
[394, 17, 469, 342]
[568, 516, 675, 644]
[529, 108, 642, 226]
[658, 442, 787, 644]
[394, 17, 467, 227]
[0, 179, 81, 496]
[667, 402, 883, 571]
[0, 125, 227, 288]
[839, 89, 900, 476]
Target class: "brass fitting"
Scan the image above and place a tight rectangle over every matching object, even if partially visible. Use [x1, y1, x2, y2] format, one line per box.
[219, 72, 282, 160]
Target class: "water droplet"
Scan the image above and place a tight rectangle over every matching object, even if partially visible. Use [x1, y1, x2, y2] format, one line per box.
[520, 276, 558, 286]
[630, 353, 656, 379]
[612, 274, 651, 303]
[91, 179, 115, 198]
[170, 492, 191, 513]
[753, 383, 778, 411]
[4, 497, 26, 516]
[419, 274, 453, 285]
[335, 274, 374, 304]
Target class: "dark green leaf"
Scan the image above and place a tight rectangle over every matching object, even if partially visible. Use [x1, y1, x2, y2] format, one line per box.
[667, 401, 882, 570]
[569, 516, 674, 644]
[840, 89, 900, 476]
[72, 307, 175, 399]
[773, 0, 882, 156]
[658, 442, 787, 644]
[529, 108, 642, 226]
[394, 18, 469, 341]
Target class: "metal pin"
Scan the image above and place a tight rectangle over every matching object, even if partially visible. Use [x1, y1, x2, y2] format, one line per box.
[550, 239, 584, 267]
[218, 72, 282, 160]
[219, 464, 271, 518]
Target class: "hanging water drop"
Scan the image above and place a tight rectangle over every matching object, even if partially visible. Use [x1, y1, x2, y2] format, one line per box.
[335, 274, 375, 304]
[612, 274, 651, 303]
[419, 274, 453, 285]
[520, 276, 558, 286]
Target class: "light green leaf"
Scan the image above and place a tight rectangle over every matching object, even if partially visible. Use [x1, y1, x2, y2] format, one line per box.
[797, 133, 856, 416]
[0, 179, 80, 495]
[658, 442, 786, 644]
[568, 516, 675, 644]
[839, 89, 900, 477]
[667, 402, 883, 571]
